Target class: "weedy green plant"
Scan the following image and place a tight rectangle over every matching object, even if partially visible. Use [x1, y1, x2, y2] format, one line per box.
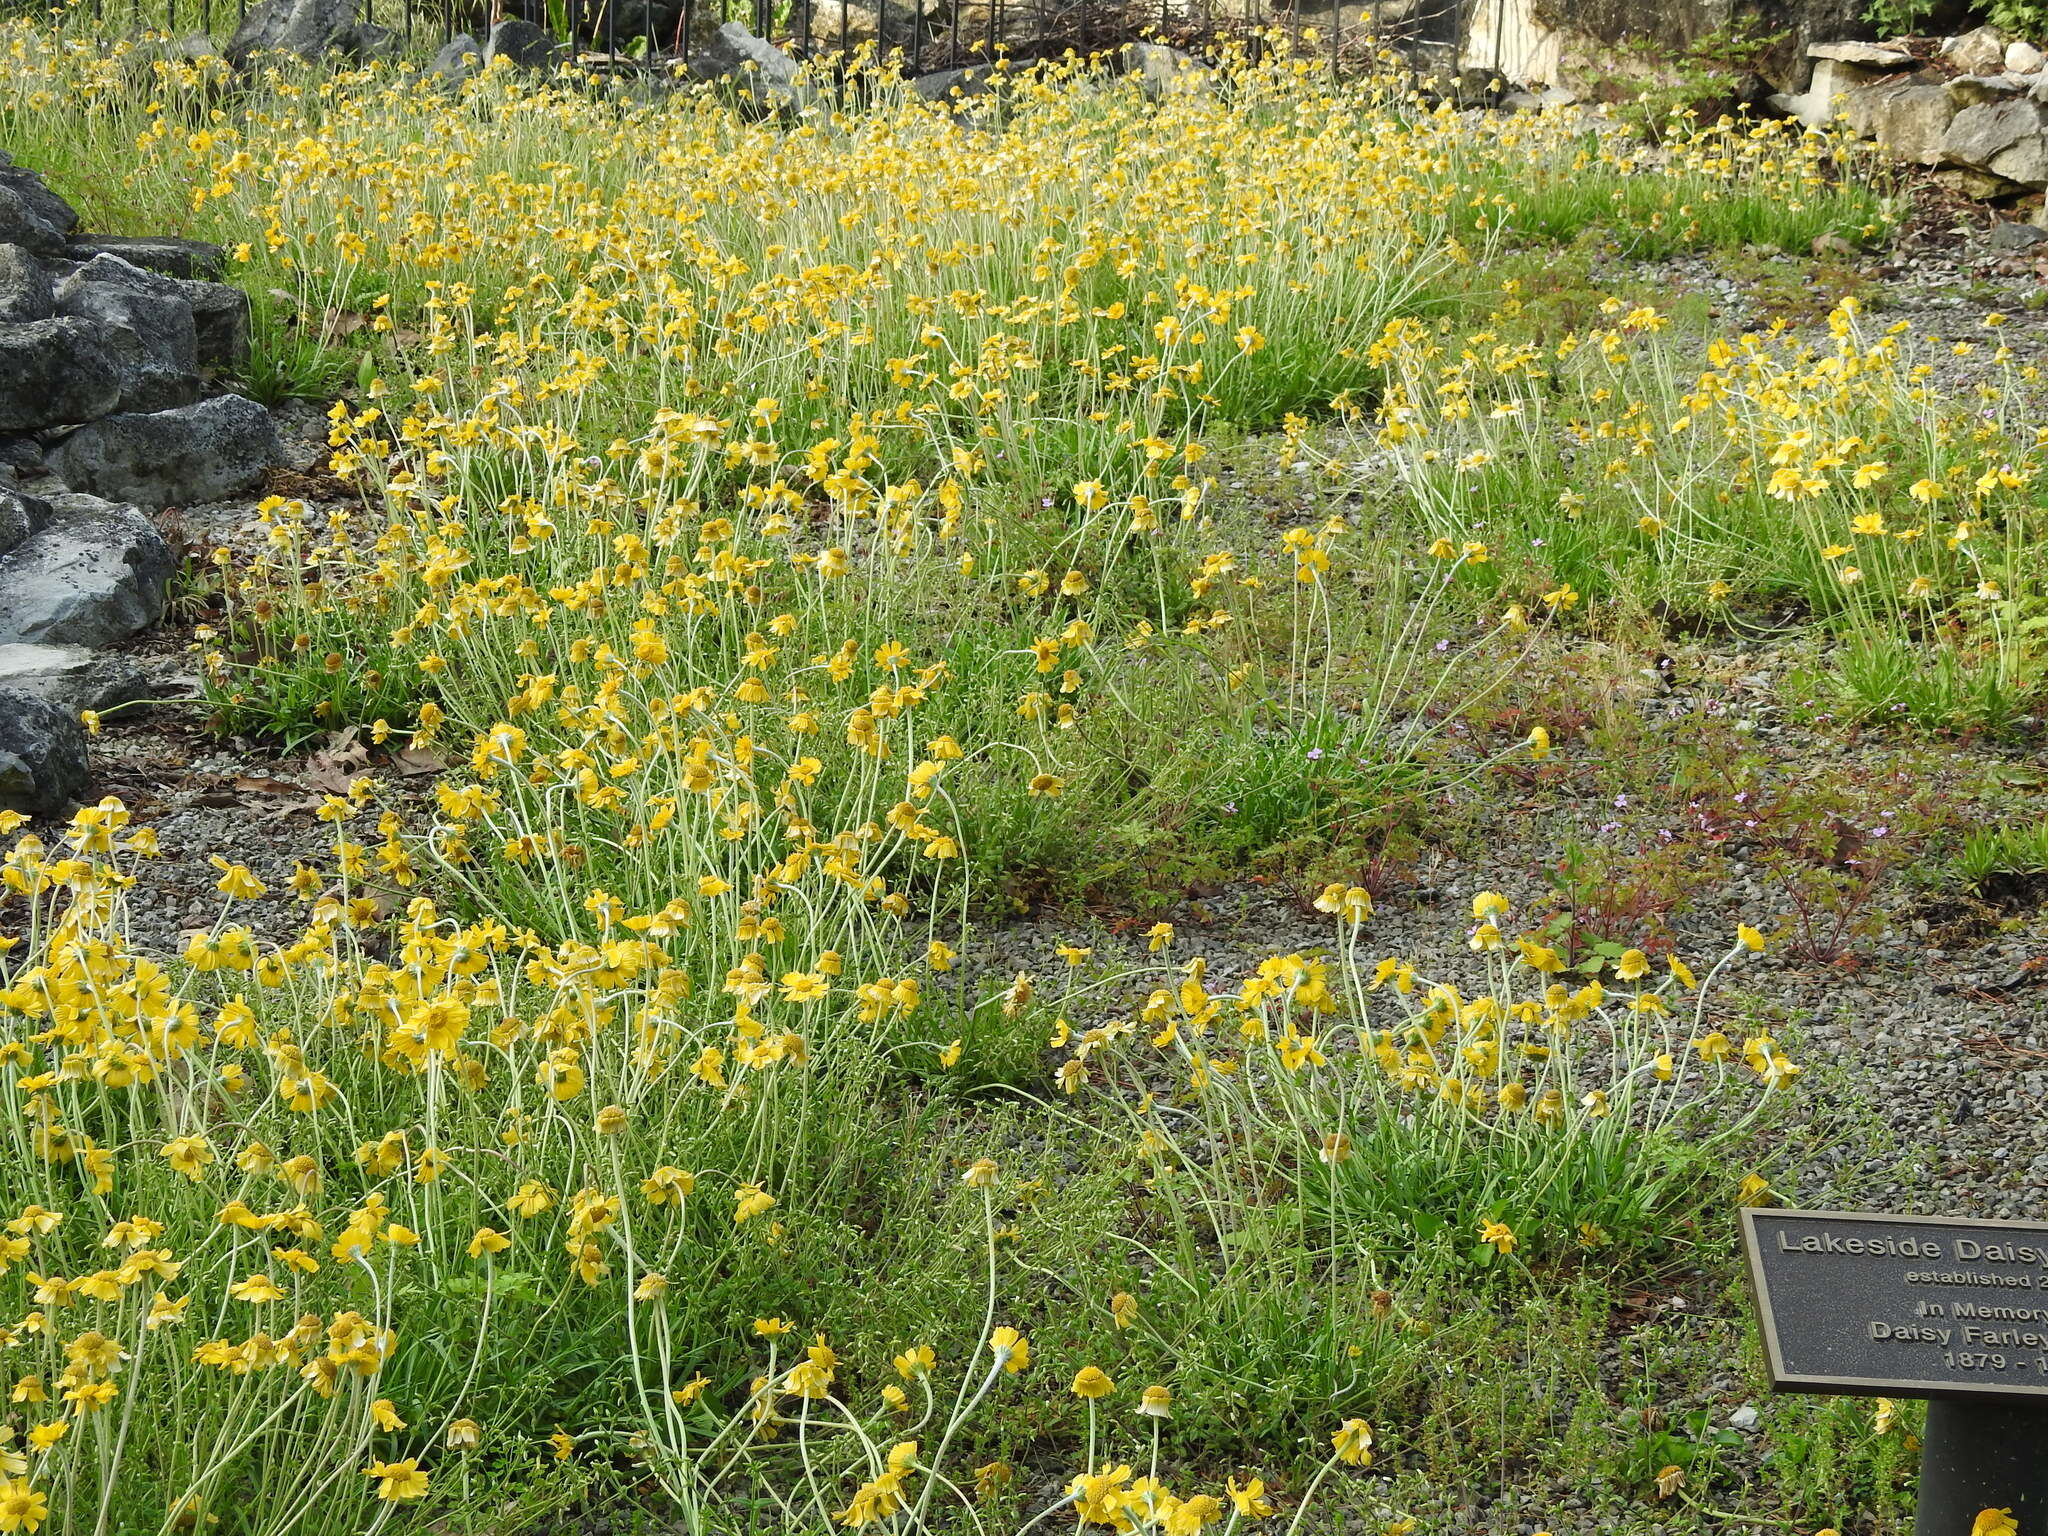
[1955, 817, 2048, 904]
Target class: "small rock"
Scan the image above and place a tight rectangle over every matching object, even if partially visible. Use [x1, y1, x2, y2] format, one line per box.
[2009, 39, 2045, 73]
[0, 318, 124, 433]
[0, 686, 88, 816]
[121, 31, 225, 83]
[1945, 25, 2008, 76]
[1988, 219, 2048, 250]
[0, 243, 51, 323]
[0, 493, 173, 649]
[1729, 1404, 1760, 1430]
[483, 17, 565, 71]
[44, 393, 279, 510]
[53, 254, 202, 414]
[62, 235, 225, 282]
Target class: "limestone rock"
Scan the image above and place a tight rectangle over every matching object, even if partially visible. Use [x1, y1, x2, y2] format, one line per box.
[0, 318, 125, 433]
[0, 159, 78, 256]
[1947, 73, 2026, 107]
[53, 255, 202, 414]
[1843, 78, 1954, 163]
[44, 394, 279, 511]
[1808, 39, 1913, 68]
[225, 0, 359, 67]
[2008, 39, 2045, 74]
[63, 235, 226, 282]
[1940, 98, 2041, 170]
[0, 243, 52, 323]
[1779, 56, 1886, 129]
[0, 493, 173, 650]
[911, 65, 998, 103]
[690, 21, 796, 84]
[1945, 26, 2007, 76]
[803, 0, 926, 49]
[805, 0, 879, 48]
[0, 686, 88, 815]
[1991, 133, 2048, 186]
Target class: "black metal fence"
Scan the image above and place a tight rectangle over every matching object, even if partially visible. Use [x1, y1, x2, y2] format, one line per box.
[94, 0, 1469, 80]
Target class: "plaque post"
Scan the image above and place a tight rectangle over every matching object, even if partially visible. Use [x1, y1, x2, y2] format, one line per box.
[1914, 1400, 2048, 1536]
[1740, 1207, 2048, 1536]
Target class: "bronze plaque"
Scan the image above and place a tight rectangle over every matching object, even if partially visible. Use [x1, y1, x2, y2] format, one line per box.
[1743, 1208, 2048, 1401]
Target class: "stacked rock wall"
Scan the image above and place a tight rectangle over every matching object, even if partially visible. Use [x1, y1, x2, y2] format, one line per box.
[0, 151, 280, 814]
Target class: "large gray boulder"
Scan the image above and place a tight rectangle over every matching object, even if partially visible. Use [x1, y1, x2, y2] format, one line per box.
[0, 159, 77, 257]
[483, 18, 565, 71]
[45, 393, 278, 510]
[0, 493, 173, 650]
[0, 685, 88, 816]
[54, 255, 202, 414]
[430, 32, 480, 80]
[689, 22, 810, 110]
[224, 0, 358, 67]
[63, 234, 225, 282]
[0, 318, 125, 433]
[0, 244, 52, 323]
